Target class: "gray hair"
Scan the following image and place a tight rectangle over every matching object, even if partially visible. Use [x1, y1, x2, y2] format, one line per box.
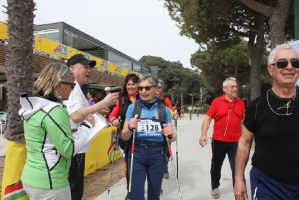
[268, 44, 299, 65]
[223, 77, 236, 87]
[157, 79, 164, 88]
[138, 75, 158, 87]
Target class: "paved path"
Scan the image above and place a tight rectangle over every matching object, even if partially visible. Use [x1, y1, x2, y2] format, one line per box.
[96, 113, 253, 200]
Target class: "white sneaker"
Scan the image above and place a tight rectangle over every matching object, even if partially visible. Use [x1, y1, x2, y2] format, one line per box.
[211, 188, 220, 199]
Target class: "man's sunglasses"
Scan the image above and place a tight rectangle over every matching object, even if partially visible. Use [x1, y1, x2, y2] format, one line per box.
[138, 85, 156, 91]
[270, 59, 299, 69]
[61, 81, 76, 89]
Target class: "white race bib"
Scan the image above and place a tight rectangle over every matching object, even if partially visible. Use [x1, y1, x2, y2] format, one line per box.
[137, 119, 162, 137]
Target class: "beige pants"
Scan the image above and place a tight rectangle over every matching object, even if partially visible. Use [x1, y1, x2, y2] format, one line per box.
[23, 184, 71, 200]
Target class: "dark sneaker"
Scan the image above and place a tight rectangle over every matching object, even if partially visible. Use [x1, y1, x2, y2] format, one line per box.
[164, 168, 169, 179]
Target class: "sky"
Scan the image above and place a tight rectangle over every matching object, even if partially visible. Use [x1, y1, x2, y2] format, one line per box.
[0, 0, 199, 69]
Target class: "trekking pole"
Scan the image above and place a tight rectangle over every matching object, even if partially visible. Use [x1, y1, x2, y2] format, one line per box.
[107, 146, 116, 194]
[164, 124, 183, 200]
[107, 130, 118, 194]
[174, 115, 178, 179]
[128, 114, 138, 199]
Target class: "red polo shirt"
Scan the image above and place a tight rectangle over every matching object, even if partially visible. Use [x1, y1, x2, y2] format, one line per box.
[207, 95, 245, 142]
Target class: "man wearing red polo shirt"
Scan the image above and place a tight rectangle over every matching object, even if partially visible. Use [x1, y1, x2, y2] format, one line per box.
[199, 77, 245, 199]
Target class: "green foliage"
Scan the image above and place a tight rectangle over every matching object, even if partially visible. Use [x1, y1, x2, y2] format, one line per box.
[165, 0, 294, 46]
[238, 84, 250, 103]
[165, 0, 250, 46]
[191, 40, 250, 95]
[164, 0, 294, 101]
[139, 56, 208, 104]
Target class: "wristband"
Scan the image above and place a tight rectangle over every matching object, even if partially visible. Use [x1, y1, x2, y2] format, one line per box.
[128, 125, 134, 132]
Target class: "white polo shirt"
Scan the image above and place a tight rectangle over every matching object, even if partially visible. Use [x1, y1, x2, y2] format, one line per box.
[64, 80, 90, 153]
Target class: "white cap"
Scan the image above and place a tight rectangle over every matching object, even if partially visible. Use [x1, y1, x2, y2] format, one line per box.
[104, 87, 110, 91]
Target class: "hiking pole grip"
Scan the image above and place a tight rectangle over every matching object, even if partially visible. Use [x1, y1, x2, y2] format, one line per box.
[128, 114, 138, 199]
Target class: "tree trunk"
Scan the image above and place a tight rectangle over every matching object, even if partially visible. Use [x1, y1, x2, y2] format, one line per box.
[4, 0, 35, 142]
[268, 0, 291, 48]
[1, 1, 35, 199]
[240, 0, 291, 49]
[248, 15, 265, 101]
[249, 46, 263, 101]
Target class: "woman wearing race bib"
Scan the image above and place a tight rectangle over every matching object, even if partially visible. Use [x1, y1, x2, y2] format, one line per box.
[122, 75, 176, 200]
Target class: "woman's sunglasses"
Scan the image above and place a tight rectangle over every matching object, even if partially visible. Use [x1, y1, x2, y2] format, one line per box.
[138, 85, 156, 91]
[270, 59, 299, 69]
[61, 81, 76, 89]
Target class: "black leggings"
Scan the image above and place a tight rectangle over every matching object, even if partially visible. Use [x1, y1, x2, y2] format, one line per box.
[68, 153, 85, 200]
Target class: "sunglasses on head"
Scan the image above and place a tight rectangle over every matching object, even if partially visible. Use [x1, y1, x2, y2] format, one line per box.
[270, 59, 299, 69]
[138, 85, 156, 91]
[61, 81, 76, 89]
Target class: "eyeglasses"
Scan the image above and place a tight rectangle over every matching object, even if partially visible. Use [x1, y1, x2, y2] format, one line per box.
[138, 85, 156, 91]
[61, 81, 76, 89]
[270, 59, 299, 69]
[157, 86, 162, 89]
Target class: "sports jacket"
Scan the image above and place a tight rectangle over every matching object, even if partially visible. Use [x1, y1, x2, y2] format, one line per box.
[19, 94, 93, 189]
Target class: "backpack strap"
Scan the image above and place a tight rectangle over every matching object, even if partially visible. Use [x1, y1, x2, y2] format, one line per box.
[157, 98, 169, 161]
[156, 97, 166, 128]
[133, 100, 142, 119]
[154, 97, 169, 161]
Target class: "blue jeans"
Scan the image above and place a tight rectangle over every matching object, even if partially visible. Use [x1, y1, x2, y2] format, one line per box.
[210, 140, 238, 189]
[127, 144, 165, 200]
[251, 167, 299, 200]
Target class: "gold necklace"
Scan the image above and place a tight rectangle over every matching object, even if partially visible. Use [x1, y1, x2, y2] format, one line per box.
[267, 89, 296, 116]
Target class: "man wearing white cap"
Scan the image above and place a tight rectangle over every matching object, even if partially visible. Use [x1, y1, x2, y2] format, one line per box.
[65, 54, 119, 200]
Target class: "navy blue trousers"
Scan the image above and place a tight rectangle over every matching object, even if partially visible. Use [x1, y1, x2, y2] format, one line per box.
[251, 167, 299, 200]
[210, 140, 238, 190]
[127, 144, 165, 200]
